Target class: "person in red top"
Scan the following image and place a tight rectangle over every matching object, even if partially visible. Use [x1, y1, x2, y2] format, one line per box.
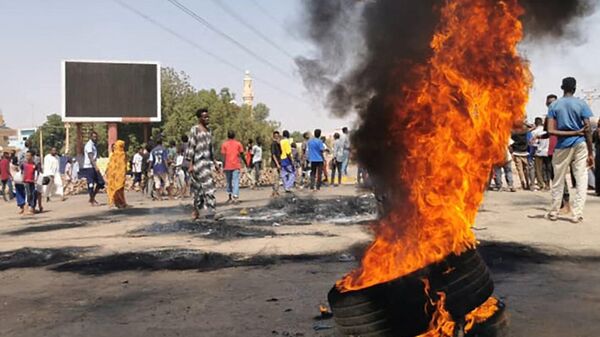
[221, 131, 245, 203]
[0, 151, 13, 201]
[21, 151, 38, 214]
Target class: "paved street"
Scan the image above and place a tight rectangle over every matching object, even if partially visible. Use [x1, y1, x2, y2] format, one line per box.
[1, 186, 599, 336]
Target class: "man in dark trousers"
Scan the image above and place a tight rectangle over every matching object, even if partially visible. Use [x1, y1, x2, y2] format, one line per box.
[81, 131, 105, 206]
[307, 129, 325, 191]
[270, 131, 282, 197]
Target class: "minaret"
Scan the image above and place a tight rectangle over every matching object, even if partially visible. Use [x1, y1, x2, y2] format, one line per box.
[242, 71, 254, 108]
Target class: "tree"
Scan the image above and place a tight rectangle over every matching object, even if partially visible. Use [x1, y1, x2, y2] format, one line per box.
[157, 67, 279, 158]
[253, 103, 270, 122]
[290, 131, 305, 143]
[28, 114, 66, 155]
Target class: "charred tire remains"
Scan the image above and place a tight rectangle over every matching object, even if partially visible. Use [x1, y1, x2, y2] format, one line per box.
[328, 249, 503, 337]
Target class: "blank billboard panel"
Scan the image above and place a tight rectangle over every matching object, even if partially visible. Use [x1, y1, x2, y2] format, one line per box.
[62, 60, 161, 122]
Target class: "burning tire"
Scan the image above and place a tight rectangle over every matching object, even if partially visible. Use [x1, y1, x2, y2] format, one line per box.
[328, 249, 494, 337]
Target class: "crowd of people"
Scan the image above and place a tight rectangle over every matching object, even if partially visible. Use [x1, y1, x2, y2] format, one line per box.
[0, 107, 355, 219]
[490, 77, 599, 223]
[0, 142, 77, 215]
[1, 78, 598, 223]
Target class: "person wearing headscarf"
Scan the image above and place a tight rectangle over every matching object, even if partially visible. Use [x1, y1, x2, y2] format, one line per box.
[106, 140, 128, 208]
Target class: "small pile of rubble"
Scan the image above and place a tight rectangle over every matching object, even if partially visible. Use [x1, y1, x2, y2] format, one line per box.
[213, 168, 279, 189]
[64, 179, 89, 196]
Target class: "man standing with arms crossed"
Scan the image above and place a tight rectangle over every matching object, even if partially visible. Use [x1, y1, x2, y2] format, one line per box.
[546, 77, 594, 223]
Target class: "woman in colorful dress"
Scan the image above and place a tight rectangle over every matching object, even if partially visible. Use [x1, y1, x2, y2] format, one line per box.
[106, 140, 128, 208]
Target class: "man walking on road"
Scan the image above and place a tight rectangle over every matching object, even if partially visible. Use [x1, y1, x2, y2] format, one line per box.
[131, 147, 143, 191]
[81, 131, 105, 206]
[186, 108, 217, 219]
[279, 130, 295, 193]
[251, 138, 263, 188]
[0, 151, 13, 201]
[149, 139, 172, 200]
[221, 131, 244, 203]
[546, 77, 594, 223]
[43, 147, 65, 202]
[270, 131, 282, 197]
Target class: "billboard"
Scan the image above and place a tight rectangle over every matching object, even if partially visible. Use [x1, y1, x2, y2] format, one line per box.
[61, 60, 161, 122]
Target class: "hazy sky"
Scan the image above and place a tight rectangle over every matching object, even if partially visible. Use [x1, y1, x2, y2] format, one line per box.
[523, 8, 600, 120]
[0, 1, 598, 131]
[0, 0, 353, 131]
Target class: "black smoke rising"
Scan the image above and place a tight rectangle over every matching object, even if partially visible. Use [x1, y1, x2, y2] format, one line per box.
[520, 0, 597, 38]
[295, 0, 362, 113]
[296, 0, 442, 187]
[296, 0, 596, 194]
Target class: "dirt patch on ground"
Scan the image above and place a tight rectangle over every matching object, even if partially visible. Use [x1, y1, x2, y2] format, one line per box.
[0, 247, 90, 270]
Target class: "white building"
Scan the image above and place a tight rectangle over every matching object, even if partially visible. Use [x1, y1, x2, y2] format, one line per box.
[242, 71, 254, 107]
[8, 127, 37, 150]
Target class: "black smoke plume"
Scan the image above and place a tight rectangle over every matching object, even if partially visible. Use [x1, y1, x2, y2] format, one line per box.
[520, 0, 596, 38]
[296, 0, 596, 192]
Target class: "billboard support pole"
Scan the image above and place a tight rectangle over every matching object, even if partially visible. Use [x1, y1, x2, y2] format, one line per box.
[143, 123, 149, 144]
[76, 123, 83, 157]
[64, 123, 70, 155]
[108, 123, 118, 154]
[39, 128, 44, 161]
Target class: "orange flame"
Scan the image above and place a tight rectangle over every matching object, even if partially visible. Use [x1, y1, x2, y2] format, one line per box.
[418, 279, 499, 337]
[464, 297, 499, 331]
[418, 292, 455, 337]
[337, 0, 531, 291]
[418, 293, 500, 336]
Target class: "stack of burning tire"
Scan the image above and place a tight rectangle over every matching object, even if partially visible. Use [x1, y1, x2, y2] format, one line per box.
[328, 249, 508, 337]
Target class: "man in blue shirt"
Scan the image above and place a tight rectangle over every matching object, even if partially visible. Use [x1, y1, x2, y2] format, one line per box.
[546, 77, 594, 223]
[149, 138, 172, 200]
[307, 129, 325, 191]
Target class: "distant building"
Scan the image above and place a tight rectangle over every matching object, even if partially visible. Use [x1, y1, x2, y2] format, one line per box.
[242, 71, 254, 108]
[0, 113, 18, 151]
[8, 127, 37, 150]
